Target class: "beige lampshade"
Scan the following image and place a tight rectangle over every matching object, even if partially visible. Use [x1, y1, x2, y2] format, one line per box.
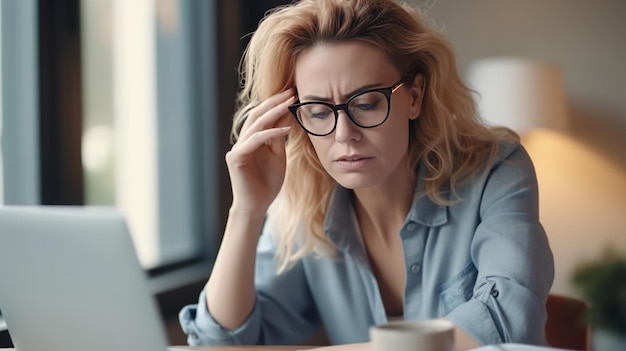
[466, 57, 569, 135]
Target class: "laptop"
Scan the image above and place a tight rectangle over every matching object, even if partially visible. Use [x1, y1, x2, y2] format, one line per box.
[0, 206, 187, 351]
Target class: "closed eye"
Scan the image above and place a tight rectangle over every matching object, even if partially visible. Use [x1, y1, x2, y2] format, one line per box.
[309, 110, 333, 119]
[353, 101, 380, 111]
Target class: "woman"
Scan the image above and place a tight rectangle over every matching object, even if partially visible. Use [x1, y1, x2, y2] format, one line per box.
[180, 0, 554, 348]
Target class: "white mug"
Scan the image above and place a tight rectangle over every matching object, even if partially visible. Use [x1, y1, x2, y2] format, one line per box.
[369, 319, 455, 351]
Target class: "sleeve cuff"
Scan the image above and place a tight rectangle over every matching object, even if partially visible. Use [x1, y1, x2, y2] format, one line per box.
[446, 297, 502, 346]
[447, 277, 548, 346]
[179, 289, 262, 345]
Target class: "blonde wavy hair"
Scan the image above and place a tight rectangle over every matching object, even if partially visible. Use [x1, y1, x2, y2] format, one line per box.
[231, 0, 517, 271]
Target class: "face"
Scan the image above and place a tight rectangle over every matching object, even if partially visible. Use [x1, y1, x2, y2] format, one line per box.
[293, 41, 424, 191]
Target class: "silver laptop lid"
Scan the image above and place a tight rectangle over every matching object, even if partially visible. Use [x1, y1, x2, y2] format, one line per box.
[0, 206, 169, 351]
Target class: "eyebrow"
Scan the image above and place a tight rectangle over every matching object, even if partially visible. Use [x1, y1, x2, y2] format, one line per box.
[300, 82, 386, 102]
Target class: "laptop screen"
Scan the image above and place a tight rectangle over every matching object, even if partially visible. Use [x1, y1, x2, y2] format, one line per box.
[0, 206, 170, 351]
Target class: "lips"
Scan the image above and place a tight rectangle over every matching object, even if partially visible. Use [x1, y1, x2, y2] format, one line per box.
[336, 154, 371, 161]
[338, 155, 368, 161]
[334, 155, 373, 170]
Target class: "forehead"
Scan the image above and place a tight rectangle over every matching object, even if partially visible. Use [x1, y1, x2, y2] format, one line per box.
[294, 41, 398, 94]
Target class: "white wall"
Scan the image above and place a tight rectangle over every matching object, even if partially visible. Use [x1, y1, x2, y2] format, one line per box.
[419, 0, 626, 296]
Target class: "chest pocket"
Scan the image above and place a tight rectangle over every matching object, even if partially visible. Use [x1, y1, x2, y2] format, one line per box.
[437, 262, 478, 315]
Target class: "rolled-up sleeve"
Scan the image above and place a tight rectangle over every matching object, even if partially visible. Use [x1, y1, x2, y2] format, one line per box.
[446, 143, 554, 345]
[179, 289, 263, 345]
[179, 226, 320, 345]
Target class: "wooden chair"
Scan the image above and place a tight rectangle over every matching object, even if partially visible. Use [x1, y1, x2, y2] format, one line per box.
[545, 293, 589, 350]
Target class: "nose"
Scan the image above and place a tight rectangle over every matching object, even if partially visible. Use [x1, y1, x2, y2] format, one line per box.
[334, 109, 361, 143]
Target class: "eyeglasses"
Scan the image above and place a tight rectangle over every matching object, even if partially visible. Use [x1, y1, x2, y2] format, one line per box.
[288, 80, 404, 136]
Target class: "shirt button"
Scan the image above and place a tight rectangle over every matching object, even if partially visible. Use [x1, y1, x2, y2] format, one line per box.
[406, 223, 417, 231]
[410, 264, 421, 274]
[491, 289, 499, 298]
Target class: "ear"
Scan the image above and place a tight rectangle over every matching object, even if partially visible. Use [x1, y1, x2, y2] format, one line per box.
[407, 74, 425, 120]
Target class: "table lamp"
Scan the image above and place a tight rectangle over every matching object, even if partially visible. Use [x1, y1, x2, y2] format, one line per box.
[466, 57, 569, 135]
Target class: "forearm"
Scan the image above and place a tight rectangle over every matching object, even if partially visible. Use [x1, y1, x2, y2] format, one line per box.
[206, 206, 266, 330]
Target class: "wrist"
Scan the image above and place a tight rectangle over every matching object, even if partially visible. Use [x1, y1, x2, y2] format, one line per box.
[228, 204, 267, 223]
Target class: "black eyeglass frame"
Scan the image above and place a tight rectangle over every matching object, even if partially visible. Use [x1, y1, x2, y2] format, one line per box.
[288, 80, 405, 137]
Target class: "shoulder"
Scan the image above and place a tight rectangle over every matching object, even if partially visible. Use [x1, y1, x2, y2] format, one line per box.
[486, 139, 538, 184]
[494, 139, 532, 165]
[451, 139, 539, 202]
[470, 139, 541, 217]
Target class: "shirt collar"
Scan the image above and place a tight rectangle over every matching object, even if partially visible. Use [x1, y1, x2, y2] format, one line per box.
[324, 164, 448, 253]
[324, 185, 363, 254]
[406, 165, 449, 227]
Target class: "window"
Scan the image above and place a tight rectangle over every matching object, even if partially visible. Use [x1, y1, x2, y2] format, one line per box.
[1, 0, 222, 293]
[79, 0, 220, 281]
[82, 0, 201, 270]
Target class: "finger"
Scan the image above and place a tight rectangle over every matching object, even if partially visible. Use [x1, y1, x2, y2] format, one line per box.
[239, 89, 292, 133]
[239, 93, 296, 141]
[231, 126, 291, 160]
[250, 89, 293, 120]
[239, 94, 295, 140]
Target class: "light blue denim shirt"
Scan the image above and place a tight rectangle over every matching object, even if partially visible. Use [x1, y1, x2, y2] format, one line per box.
[179, 141, 554, 346]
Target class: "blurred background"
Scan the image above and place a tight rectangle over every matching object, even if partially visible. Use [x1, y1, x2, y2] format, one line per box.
[1, 0, 625, 346]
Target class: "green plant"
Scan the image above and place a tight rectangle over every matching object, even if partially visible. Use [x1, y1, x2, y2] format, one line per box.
[572, 251, 626, 335]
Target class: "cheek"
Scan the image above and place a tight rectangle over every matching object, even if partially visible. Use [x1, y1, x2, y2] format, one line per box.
[379, 118, 411, 158]
[384, 132, 409, 157]
[308, 137, 332, 167]
[385, 111, 411, 139]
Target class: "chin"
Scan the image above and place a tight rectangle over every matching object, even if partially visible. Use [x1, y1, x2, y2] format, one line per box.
[332, 173, 379, 190]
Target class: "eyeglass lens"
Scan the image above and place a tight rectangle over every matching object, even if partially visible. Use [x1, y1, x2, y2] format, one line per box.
[295, 90, 389, 135]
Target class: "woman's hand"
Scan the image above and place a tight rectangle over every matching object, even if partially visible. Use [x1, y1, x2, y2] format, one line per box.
[225, 89, 296, 215]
